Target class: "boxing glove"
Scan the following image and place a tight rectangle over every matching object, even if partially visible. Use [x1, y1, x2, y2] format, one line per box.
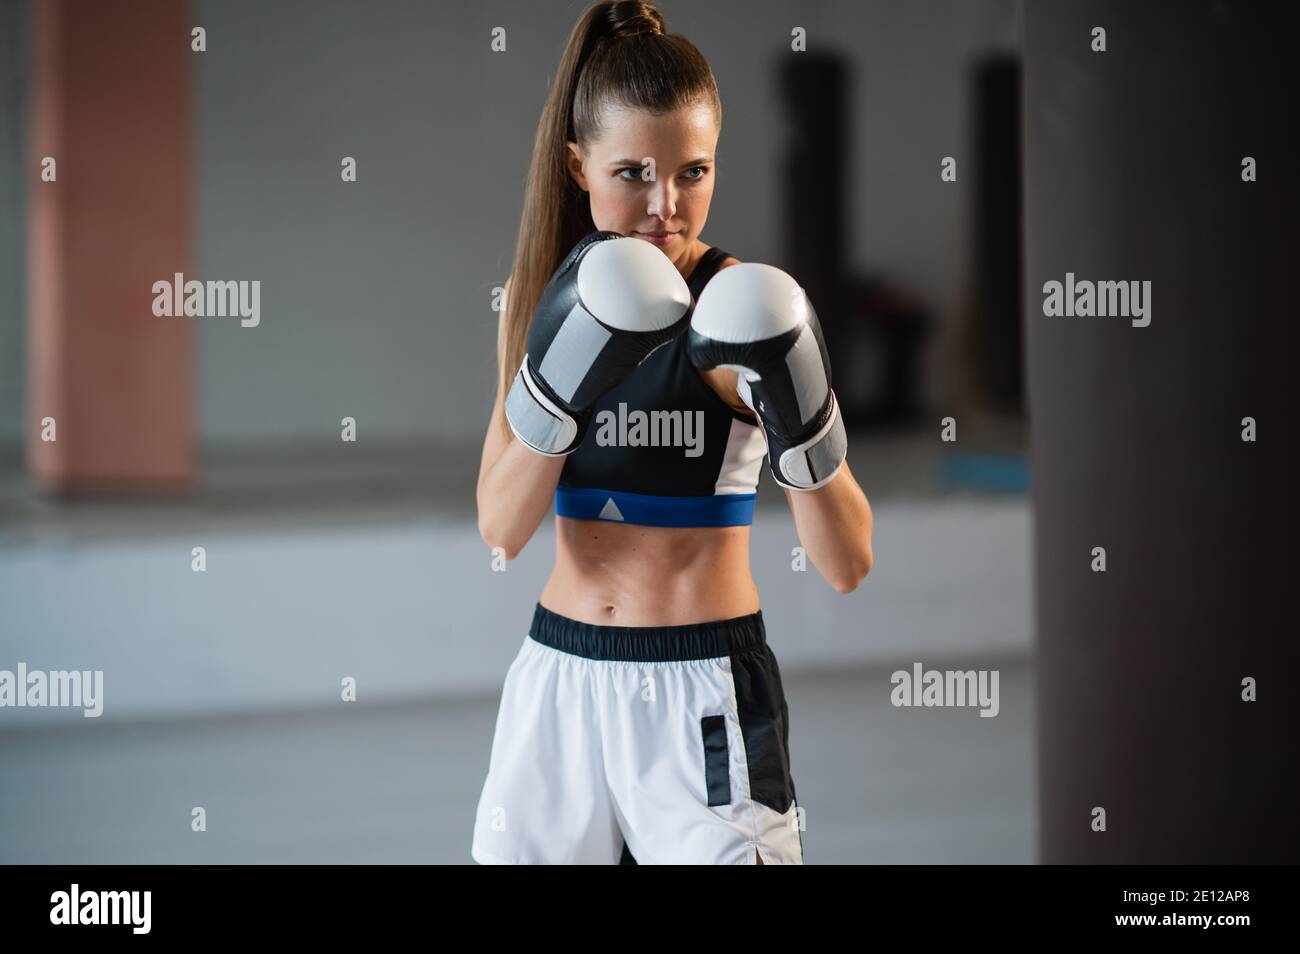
[505, 232, 693, 456]
[686, 263, 847, 490]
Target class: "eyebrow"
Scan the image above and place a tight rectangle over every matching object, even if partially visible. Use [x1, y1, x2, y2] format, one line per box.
[606, 157, 714, 168]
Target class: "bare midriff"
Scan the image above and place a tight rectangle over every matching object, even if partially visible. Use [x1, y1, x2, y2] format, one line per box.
[538, 515, 761, 627]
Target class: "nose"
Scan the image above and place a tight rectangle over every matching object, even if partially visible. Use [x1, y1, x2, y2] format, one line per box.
[645, 177, 677, 222]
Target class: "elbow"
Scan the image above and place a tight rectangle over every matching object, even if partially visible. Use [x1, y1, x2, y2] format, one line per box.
[829, 546, 873, 594]
[480, 529, 523, 563]
[478, 512, 524, 562]
[830, 573, 862, 595]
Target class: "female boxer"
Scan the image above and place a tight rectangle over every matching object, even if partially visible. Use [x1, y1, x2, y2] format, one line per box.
[472, 0, 873, 865]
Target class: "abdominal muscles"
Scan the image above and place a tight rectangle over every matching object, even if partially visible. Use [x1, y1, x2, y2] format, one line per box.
[540, 517, 760, 627]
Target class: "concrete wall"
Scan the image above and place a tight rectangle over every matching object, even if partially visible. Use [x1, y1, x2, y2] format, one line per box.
[0, 0, 1020, 452]
[0, 496, 1030, 724]
[0, 0, 29, 456]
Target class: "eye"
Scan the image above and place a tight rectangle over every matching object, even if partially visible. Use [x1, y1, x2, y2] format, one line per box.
[616, 167, 643, 181]
[681, 166, 709, 181]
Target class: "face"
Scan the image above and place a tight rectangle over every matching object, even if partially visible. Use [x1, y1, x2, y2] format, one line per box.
[566, 102, 719, 269]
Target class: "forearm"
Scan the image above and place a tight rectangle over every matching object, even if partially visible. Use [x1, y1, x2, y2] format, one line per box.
[477, 439, 566, 560]
[784, 461, 873, 593]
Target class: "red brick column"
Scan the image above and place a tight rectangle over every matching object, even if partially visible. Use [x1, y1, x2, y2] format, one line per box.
[28, 0, 193, 493]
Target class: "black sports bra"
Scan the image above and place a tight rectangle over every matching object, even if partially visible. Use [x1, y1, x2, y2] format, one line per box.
[554, 246, 766, 527]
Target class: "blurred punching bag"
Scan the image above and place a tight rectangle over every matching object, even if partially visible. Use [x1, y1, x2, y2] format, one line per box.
[779, 52, 846, 336]
[973, 55, 1023, 411]
[779, 53, 929, 427]
[1025, 1, 1296, 862]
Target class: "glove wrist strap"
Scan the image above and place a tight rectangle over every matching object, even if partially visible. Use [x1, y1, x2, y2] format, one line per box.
[773, 391, 847, 491]
[504, 356, 582, 456]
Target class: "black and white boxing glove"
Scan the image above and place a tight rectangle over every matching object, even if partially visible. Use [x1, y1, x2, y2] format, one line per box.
[686, 263, 847, 490]
[505, 232, 693, 456]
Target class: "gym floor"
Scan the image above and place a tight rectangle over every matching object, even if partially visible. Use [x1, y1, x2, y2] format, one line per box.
[0, 657, 1033, 864]
[0, 424, 1035, 864]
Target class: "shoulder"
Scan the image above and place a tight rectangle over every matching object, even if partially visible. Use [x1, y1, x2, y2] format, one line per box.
[716, 255, 742, 271]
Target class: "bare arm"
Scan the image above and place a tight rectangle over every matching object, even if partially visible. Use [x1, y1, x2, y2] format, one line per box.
[696, 256, 872, 593]
[705, 366, 874, 595]
[476, 288, 564, 560]
[782, 463, 873, 593]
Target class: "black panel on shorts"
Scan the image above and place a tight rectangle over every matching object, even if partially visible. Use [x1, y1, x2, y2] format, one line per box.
[730, 645, 797, 815]
[701, 714, 733, 806]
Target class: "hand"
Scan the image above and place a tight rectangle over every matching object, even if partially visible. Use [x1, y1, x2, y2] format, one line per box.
[686, 263, 847, 490]
[505, 232, 693, 456]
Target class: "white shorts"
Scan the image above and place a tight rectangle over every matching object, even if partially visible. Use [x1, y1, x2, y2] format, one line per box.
[471, 603, 804, 865]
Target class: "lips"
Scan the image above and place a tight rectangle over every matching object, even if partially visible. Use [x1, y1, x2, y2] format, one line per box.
[633, 230, 677, 247]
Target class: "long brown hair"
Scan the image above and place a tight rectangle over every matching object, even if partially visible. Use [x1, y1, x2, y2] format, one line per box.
[493, 0, 721, 441]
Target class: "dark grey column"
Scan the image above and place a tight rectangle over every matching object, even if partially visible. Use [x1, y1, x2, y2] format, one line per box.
[1024, 1, 1297, 863]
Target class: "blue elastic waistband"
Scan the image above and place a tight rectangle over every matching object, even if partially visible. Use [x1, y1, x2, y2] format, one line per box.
[554, 485, 756, 528]
[529, 602, 767, 661]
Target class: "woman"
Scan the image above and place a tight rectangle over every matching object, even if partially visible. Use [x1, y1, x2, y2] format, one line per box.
[473, 0, 873, 865]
